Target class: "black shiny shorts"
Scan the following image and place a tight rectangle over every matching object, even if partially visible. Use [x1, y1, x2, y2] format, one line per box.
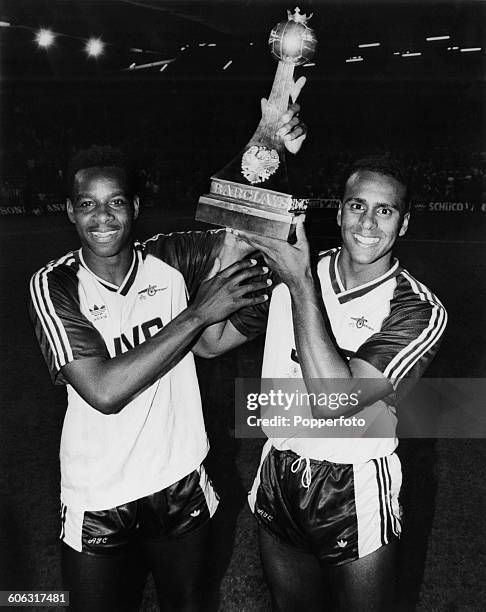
[249, 446, 401, 566]
[61, 466, 219, 554]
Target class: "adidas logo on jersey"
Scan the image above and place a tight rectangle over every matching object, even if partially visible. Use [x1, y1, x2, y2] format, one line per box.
[89, 304, 107, 321]
[138, 284, 166, 300]
[337, 539, 348, 548]
[190, 509, 201, 518]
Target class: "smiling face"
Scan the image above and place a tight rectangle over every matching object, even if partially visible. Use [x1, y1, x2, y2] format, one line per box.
[66, 166, 139, 271]
[337, 170, 409, 275]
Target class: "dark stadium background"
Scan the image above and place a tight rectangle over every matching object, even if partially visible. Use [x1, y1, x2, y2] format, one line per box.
[0, 1, 485, 610]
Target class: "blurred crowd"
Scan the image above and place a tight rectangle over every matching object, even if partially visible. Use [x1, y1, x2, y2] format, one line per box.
[1, 103, 484, 214]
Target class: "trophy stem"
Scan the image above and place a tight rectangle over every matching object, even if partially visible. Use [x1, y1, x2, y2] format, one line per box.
[253, 61, 295, 148]
[268, 61, 296, 115]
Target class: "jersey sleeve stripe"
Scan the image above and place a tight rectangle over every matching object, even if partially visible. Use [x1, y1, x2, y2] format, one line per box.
[30, 256, 75, 370]
[30, 273, 63, 372]
[384, 294, 445, 386]
[390, 304, 447, 387]
[389, 273, 447, 382]
[32, 265, 71, 370]
[40, 264, 75, 365]
[383, 272, 447, 386]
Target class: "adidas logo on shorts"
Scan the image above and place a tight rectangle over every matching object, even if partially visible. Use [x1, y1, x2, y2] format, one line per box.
[337, 539, 348, 548]
[190, 509, 201, 517]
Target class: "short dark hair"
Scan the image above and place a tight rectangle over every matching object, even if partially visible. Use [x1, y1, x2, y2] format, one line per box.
[342, 153, 411, 214]
[67, 145, 137, 198]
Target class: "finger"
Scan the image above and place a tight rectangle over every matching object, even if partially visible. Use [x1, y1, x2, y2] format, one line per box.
[230, 265, 270, 286]
[290, 123, 307, 138]
[291, 76, 306, 103]
[231, 230, 262, 249]
[288, 102, 301, 115]
[234, 229, 281, 252]
[294, 216, 308, 243]
[218, 257, 258, 278]
[277, 116, 299, 138]
[236, 236, 272, 255]
[278, 103, 301, 128]
[204, 256, 221, 281]
[235, 278, 273, 297]
[239, 294, 270, 307]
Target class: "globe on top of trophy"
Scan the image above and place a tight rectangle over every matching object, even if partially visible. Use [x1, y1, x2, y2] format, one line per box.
[196, 8, 317, 241]
[269, 7, 317, 65]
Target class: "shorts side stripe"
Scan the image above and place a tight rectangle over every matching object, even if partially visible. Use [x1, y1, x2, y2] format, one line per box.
[61, 506, 84, 552]
[384, 457, 399, 537]
[198, 466, 219, 518]
[380, 457, 394, 542]
[248, 439, 273, 513]
[59, 503, 67, 540]
[373, 459, 387, 546]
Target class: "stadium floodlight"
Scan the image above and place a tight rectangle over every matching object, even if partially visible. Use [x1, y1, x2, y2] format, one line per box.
[426, 35, 450, 42]
[460, 47, 482, 53]
[86, 38, 104, 57]
[0, 21, 11, 27]
[208, 43, 217, 47]
[129, 62, 136, 69]
[345, 56, 363, 63]
[358, 42, 380, 48]
[198, 43, 206, 47]
[303, 62, 316, 67]
[222, 59, 233, 70]
[402, 51, 422, 57]
[160, 63, 168, 72]
[36, 28, 55, 48]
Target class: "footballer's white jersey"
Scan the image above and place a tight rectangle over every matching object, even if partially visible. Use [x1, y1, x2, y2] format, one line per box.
[29, 233, 222, 511]
[262, 248, 447, 464]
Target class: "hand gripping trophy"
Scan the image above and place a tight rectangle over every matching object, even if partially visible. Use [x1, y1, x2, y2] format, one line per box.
[196, 7, 317, 241]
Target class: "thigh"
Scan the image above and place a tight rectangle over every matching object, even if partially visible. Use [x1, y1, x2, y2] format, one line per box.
[61, 542, 147, 612]
[326, 540, 398, 612]
[259, 525, 331, 612]
[141, 522, 210, 612]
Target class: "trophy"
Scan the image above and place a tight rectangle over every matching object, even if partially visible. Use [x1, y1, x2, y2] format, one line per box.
[196, 7, 317, 241]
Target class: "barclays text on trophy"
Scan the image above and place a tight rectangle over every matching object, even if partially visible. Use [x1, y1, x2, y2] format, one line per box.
[196, 8, 317, 241]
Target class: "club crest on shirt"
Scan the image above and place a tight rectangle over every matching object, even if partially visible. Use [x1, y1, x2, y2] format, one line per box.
[349, 316, 374, 331]
[89, 304, 108, 321]
[138, 284, 166, 300]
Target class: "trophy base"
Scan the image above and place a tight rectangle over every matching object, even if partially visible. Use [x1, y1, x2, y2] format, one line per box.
[196, 194, 303, 241]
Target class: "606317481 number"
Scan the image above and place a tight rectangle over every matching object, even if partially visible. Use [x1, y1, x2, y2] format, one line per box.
[0, 591, 69, 606]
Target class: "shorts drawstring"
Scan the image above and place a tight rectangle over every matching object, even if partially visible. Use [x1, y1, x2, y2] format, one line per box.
[291, 456, 312, 488]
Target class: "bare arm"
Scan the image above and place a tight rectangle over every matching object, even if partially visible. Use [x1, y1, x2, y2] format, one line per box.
[288, 272, 393, 417]
[192, 230, 264, 358]
[62, 260, 268, 414]
[237, 221, 393, 418]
